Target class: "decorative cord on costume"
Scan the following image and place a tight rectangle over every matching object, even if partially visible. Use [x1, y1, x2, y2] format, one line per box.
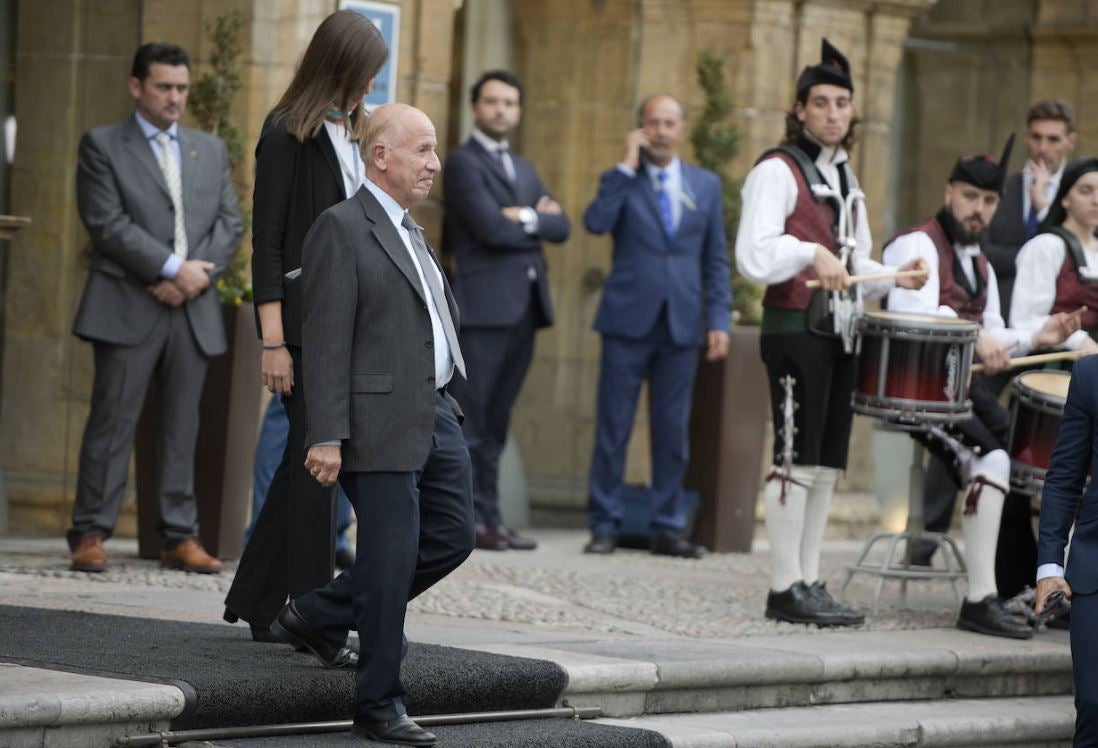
[963, 474, 1008, 516]
[765, 375, 804, 505]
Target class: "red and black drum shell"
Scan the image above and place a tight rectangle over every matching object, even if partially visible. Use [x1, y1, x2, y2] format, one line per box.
[1009, 370, 1071, 496]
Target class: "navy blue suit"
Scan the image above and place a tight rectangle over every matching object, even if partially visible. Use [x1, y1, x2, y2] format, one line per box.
[584, 163, 731, 537]
[443, 138, 570, 528]
[1039, 353, 1098, 744]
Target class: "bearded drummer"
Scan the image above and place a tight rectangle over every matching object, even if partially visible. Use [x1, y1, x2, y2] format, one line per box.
[736, 38, 926, 628]
[882, 145, 1080, 639]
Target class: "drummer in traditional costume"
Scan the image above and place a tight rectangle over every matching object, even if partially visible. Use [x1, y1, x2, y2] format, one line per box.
[736, 38, 926, 627]
[882, 143, 1080, 639]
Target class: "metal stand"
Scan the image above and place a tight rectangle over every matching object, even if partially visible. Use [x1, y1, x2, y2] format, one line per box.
[840, 441, 966, 615]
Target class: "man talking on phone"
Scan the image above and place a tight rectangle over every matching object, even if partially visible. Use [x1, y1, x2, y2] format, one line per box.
[582, 94, 732, 559]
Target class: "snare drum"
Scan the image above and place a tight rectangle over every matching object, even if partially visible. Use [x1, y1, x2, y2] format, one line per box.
[852, 311, 979, 424]
[1008, 370, 1071, 496]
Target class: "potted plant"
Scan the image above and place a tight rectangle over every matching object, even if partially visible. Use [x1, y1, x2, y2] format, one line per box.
[685, 50, 769, 553]
[135, 11, 261, 560]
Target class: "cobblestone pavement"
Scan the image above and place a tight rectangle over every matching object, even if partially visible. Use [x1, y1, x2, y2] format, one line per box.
[0, 528, 965, 639]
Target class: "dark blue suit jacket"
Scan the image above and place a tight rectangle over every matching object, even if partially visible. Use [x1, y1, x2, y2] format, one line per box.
[1039, 353, 1098, 595]
[442, 138, 570, 329]
[584, 163, 732, 346]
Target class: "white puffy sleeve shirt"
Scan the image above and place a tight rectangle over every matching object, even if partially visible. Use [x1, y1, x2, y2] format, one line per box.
[1010, 233, 1094, 351]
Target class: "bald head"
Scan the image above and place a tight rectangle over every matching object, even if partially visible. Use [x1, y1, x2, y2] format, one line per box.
[636, 94, 685, 167]
[363, 103, 440, 209]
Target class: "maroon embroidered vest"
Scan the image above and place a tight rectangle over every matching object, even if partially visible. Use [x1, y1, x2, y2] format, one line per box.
[1048, 228, 1098, 330]
[888, 215, 988, 323]
[760, 150, 843, 311]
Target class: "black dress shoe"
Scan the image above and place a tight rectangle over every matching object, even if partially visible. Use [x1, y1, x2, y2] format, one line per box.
[335, 547, 356, 570]
[224, 608, 281, 643]
[957, 595, 1035, 639]
[583, 534, 616, 554]
[807, 581, 865, 626]
[352, 714, 436, 746]
[766, 581, 853, 626]
[475, 525, 510, 551]
[271, 601, 359, 668]
[500, 526, 537, 550]
[650, 532, 706, 559]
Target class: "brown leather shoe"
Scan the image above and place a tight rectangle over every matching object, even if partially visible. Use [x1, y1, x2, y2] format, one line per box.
[71, 534, 107, 573]
[161, 538, 222, 574]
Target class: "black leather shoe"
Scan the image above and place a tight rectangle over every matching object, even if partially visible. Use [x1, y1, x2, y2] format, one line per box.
[352, 714, 436, 746]
[957, 595, 1035, 639]
[271, 601, 359, 668]
[475, 525, 510, 551]
[650, 532, 706, 559]
[807, 581, 865, 626]
[766, 581, 854, 626]
[501, 526, 538, 550]
[584, 534, 616, 554]
[335, 547, 355, 570]
[224, 608, 281, 643]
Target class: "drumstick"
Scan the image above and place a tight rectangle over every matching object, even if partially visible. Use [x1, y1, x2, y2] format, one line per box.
[971, 349, 1086, 374]
[805, 269, 928, 289]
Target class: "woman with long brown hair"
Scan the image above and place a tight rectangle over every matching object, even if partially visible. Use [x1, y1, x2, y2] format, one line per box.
[223, 9, 388, 646]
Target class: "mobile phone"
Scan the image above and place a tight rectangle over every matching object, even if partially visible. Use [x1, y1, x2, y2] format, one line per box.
[1040, 590, 1067, 618]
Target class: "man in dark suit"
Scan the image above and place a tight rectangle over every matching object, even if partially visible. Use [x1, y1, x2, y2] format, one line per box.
[583, 94, 732, 559]
[68, 43, 242, 573]
[1036, 353, 1098, 744]
[270, 103, 474, 747]
[443, 70, 570, 551]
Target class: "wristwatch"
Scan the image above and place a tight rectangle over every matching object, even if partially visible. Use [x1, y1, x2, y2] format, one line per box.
[518, 207, 537, 226]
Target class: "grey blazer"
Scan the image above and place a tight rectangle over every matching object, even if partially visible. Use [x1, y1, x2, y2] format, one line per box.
[985, 172, 1026, 322]
[72, 116, 244, 356]
[301, 186, 463, 472]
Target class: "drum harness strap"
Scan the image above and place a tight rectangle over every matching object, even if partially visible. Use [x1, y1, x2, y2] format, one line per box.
[765, 375, 808, 505]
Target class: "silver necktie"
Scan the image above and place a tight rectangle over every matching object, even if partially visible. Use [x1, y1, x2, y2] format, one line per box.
[154, 132, 187, 259]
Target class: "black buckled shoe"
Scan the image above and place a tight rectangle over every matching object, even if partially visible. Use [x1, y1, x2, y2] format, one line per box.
[650, 532, 706, 559]
[583, 534, 617, 554]
[352, 714, 436, 746]
[766, 581, 852, 627]
[808, 581, 865, 626]
[957, 595, 1035, 639]
[271, 601, 359, 669]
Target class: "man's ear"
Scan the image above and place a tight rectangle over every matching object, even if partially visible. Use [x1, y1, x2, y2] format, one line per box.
[127, 76, 143, 101]
[794, 101, 806, 124]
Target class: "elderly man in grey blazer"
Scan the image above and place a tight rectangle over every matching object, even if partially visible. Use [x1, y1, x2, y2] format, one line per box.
[68, 43, 242, 573]
[268, 103, 474, 748]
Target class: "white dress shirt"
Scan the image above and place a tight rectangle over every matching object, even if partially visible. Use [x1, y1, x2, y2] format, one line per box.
[363, 178, 455, 388]
[735, 139, 892, 300]
[1010, 232, 1098, 351]
[1023, 162, 1066, 225]
[883, 231, 1031, 354]
[323, 120, 366, 198]
[134, 111, 184, 279]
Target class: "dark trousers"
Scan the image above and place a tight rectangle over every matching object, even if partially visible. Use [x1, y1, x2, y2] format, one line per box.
[225, 345, 336, 628]
[587, 311, 700, 537]
[69, 307, 207, 547]
[1073, 590, 1098, 746]
[293, 393, 475, 720]
[448, 297, 539, 528]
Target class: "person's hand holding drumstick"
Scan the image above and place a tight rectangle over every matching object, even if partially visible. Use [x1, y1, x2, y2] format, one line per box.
[1032, 306, 1086, 349]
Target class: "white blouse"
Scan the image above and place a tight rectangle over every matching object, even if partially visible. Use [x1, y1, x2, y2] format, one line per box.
[1010, 231, 1098, 351]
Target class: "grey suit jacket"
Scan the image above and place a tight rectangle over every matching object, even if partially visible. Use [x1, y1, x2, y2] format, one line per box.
[72, 116, 244, 357]
[301, 186, 463, 472]
[985, 172, 1026, 322]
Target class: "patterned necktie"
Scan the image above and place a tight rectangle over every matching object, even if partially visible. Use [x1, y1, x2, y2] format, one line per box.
[657, 170, 674, 237]
[154, 132, 187, 259]
[400, 213, 466, 379]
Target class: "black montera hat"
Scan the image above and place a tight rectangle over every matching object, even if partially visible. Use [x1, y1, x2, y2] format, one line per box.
[949, 134, 1015, 194]
[1043, 157, 1098, 228]
[796, 39, 853, 97]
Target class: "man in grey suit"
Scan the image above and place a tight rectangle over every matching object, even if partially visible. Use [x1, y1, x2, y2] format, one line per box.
[268, 103, 474, 747]
[68, 43, 243, 573]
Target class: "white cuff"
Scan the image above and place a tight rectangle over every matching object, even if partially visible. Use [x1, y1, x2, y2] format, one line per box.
[161, 253, 183, 279]
[616, 163, 636, 178]
[1036, 563, 1065, 581]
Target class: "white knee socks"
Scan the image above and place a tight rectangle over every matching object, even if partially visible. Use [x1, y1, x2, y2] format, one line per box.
[765, 464, 818, 592]
[801, 467, 839, 585]
[962, 449, 1010, 602]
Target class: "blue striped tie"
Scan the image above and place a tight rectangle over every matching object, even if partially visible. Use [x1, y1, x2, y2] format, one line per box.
[657, 170, 674, 236]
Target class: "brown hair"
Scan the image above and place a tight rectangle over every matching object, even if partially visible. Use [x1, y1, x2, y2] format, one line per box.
[782, 96, 859, 153]
[1026, 99, 1076, 134]
[271, 10, 389, 142]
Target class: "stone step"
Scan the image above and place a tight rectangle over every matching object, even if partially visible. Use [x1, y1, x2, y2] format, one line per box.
[470, 628, 1074, 717]
[597, 695, 1076, 747]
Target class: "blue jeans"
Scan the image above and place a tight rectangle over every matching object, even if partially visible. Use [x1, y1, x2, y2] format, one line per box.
[244, 395, 353, 552]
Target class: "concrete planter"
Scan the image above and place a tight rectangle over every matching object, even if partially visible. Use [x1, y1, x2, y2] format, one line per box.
[135, 301, 263, 560]
[685, 325, 768, 553]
